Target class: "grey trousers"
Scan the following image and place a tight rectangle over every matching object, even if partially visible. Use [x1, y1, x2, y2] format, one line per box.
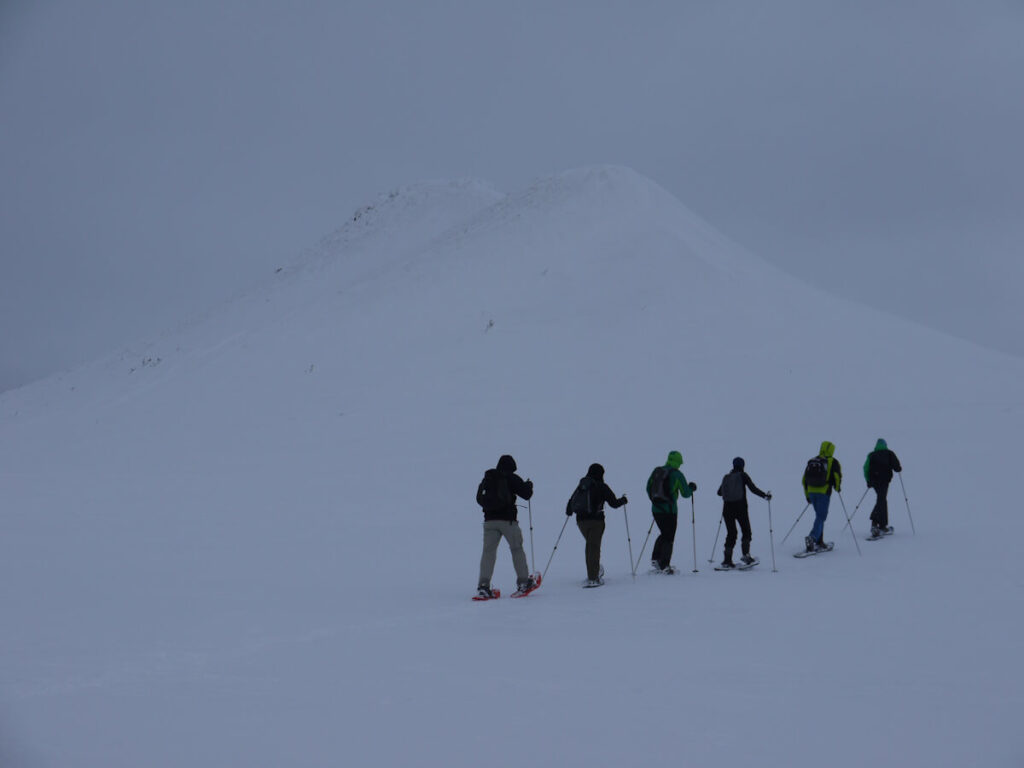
[478, 520, 530, 587]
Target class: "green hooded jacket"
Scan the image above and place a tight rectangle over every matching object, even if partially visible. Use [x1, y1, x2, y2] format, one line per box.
[648, 450, 693, 515]
[802, 441, 842, 496]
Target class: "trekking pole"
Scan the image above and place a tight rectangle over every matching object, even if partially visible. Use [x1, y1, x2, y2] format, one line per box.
[841, 488, 870, 534]
[542, 515, 571, 581]
[527, 498, 536, 572]
[634, 518, 656, 574]
[767, 497, 777, 573]
[836, 491, 862, 556]
[690, 496, 699, 573]
[707, 514, 723, 564]
[780, 503, 811, 544]
[623, 502, 636, 582]
[897, 472, 916, 534]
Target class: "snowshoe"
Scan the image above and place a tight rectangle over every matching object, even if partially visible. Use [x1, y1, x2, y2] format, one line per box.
[472, 585, 500, 601]
[510, 572, 542, 598]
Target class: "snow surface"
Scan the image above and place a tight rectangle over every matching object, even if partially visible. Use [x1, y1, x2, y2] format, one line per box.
[1, 166, 1022, 767]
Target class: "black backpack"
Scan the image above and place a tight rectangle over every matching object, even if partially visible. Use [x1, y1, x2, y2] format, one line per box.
[720, 471, 746, 503]
[477, 469, 512, 512]
[570, 476, 598, 517]
[648, 466, 672, 503]
[805, 456, 829, 487]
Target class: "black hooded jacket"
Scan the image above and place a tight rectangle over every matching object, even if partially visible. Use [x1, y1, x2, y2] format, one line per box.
[566, 463, 627, 521]
[476, 454, 534, 522]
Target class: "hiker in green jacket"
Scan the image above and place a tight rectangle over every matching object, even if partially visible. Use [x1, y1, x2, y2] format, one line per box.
[646, 450, 697, 573]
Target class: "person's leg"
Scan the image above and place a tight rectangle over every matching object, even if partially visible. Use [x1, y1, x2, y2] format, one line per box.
[656, 513, 678, 568]
[809, 493, 830, 543]
[723, 505, 738, 564]
[580, 519, 605, 581]
[501, 521, 531, 584]
[652, 513, 667, 567]
[738, 504, 753, 557]
[478, 521, 502, 587]
[869, 484, 882, 529]
[876, 482, 890, 527]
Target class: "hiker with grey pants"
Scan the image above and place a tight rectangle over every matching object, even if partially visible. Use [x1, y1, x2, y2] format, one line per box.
[475, 455, 536, 598]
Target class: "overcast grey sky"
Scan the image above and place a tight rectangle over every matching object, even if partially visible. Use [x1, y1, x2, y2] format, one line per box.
[2, 1, 1022, 391]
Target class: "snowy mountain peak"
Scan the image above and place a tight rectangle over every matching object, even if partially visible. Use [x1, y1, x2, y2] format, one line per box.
[1, 166, 1023, 768]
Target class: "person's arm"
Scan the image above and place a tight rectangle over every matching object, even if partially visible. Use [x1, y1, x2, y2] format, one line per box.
[891, 451, 902, 473]
[744, 472, 769, 499]
[831, 460, 842, 492]
[603, 483, 627, 508]
[511, 474, 534, 500]
[674, 469, 694, 498]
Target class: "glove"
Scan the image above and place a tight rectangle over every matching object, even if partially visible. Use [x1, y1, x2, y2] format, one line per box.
[620, 495, 628, 505]
[566, 508, 573, 517]
[689, 482, 697, 492]
[765, 492, 773, 501]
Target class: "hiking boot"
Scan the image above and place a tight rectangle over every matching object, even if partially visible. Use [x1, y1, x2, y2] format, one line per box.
[814, 540, 830, 551]
[719, 561, 736, 569]
[870, 526, 881, 538]
[650, 561, 663, 573]
[583, 578, 604, 588]
[740, 554, 755, 565]
[599, 564, 605, 579]
[804, 536, 815, 553]
[662, 565, 678, 574]
[512, 576, 539, 597]
[476, 585, 496, 599]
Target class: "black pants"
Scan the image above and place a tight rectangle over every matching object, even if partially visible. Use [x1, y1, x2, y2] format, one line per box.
[870, 481, 890, 528]
[722, 500, 752, 562]
[651, 512, 677, 569]
[577, 518, 605, 581]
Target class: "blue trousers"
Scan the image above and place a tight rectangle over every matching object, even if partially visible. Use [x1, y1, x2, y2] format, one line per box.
[808, 493, 831, 542]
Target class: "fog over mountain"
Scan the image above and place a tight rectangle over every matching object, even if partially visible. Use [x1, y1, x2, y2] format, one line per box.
[2, 2, 1023, 391]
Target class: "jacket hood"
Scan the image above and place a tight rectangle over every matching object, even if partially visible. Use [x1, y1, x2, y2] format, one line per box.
[819, 441, 835, 458]
[732, 457, 745, 471]
[875, 439, 887, 451]
[586, 463, 605, 480]
[667, 450, 683, 469]
[497, 454, 517, 472]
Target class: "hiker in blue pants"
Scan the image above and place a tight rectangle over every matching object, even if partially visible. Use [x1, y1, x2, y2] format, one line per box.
[801, 441, 842, 552]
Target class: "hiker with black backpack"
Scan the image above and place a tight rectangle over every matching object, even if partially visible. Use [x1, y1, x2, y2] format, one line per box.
[715, 457, 772, 569]
[475, 455, 540, 599]
[802, 441, 842, 553]
[863, 439, 902, 538]
[646, 450, 696, 574]
[566, 463, 628, 587]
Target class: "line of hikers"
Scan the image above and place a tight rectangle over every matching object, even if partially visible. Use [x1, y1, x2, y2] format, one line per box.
[474, 440, 904, 597]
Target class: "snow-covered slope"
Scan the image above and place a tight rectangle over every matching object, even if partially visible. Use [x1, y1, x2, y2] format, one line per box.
[2, 167, 1021, 767]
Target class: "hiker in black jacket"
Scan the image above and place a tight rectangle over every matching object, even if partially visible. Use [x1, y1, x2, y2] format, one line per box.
[566, 463, 627, 587]
[716, 457, 771, 568]
[863, 439, 903, 537]
[475, 454, 536, 598]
